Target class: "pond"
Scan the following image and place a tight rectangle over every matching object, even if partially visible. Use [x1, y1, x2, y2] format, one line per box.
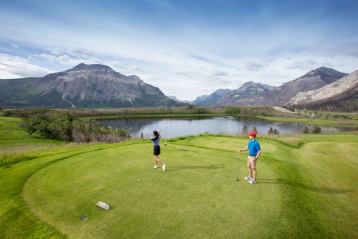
[98, 116, 351, 138]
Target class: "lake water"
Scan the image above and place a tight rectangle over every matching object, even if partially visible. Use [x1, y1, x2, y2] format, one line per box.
[98, 116, 350, 138]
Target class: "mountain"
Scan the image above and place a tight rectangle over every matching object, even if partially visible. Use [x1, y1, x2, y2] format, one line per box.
[288, 70, 358, 111]
[193, 82, 274, 106]
[265, 67, 348, 105]
[168, 96, 192, 104]
[193, 89, 232, 105]
[230, 81, 275, 105]
[0, 63, 181, 108]
[193, 67, 347, 106]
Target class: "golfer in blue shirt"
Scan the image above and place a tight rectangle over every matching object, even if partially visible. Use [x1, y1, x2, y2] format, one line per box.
[239, 131, 261, 184]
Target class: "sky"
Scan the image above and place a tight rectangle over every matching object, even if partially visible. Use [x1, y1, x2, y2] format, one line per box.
[0, 0, 358, 100]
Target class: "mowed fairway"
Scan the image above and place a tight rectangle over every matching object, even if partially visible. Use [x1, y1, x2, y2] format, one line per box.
[21, 135, 358, 239]
[1, 115, 357, 239]
[23, 141, 281, 239]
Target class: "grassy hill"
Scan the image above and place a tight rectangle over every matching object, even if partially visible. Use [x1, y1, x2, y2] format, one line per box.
[0, 117, 357, 238]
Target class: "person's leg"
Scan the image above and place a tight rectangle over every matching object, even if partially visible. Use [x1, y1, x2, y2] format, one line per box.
[156, 155, 161, 165]
[247, 156, 252, 178]
[250, 158, 257, 181]
[153, 155, 159, 168]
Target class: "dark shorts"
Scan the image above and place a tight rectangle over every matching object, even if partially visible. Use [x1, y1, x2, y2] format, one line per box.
[153, 145, 161, 156]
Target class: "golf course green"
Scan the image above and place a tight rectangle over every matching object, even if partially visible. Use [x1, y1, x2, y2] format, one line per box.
[0, 117, 357, 238]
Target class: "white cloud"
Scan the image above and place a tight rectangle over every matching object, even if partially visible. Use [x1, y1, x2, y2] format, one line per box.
[10, 43, 19, 48]
[1, 10, 357, 100]
[0, 53, 52, 79]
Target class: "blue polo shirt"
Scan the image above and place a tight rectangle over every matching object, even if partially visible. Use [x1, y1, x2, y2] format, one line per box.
[248, 139, 261, 157]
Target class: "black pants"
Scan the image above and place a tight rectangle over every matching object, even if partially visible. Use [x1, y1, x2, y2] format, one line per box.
[153, 145, 161, 156]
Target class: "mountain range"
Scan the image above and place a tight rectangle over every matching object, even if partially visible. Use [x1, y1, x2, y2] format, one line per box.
[0, 63, 181, 108]
[288, 70, 358, 111]
[193, 67, 350, 107]
[193, 82, 274, 106]
[0, 64, 356, 111]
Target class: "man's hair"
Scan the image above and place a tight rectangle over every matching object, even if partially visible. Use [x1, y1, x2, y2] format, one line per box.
[153, 130, 159, 137]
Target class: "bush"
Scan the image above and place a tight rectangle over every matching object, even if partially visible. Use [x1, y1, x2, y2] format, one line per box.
[268, 127, 279, 135]
[239, 107, 276, 116]
[21, 112, 129, 142]
[226, 107, 241, 114]
[242, 125, 248, 135]
[303, 126, 310, 134]
[252, 126, 257, 134]
[22, 112, 73, 140]
[193, 108, 209, 114]
[311, 126, 322, 134]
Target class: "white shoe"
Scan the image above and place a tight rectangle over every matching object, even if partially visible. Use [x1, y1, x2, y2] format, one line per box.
[248, 179, 256, 184]
[153, 165, 159, 169]
[244, 176, 252, 181]
[162, 164, 166, 172]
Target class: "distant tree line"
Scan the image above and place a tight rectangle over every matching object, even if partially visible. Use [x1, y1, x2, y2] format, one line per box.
[21, 111, 129, 143]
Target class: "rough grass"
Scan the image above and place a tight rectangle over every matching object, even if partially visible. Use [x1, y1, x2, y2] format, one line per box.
[0, 117, 357, 238]
[0, 117, 61, 146]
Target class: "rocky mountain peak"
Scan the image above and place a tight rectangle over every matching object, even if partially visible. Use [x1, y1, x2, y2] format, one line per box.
[0, 63, 180, 108]
[213, 89, 232, 95]
[303, 66, 347, 79]
[69, 63, 114, 72]
[288, 70, 358, 106]
[238, 81, 274, 92]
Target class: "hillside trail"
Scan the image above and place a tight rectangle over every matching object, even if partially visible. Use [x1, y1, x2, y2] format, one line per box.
[273, 106, 296, 114]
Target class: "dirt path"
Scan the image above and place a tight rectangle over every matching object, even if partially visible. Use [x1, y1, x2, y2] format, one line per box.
[273, 106, 296, 114]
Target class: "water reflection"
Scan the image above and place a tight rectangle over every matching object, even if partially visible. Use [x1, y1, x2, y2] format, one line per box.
[98, 116, 349, 138]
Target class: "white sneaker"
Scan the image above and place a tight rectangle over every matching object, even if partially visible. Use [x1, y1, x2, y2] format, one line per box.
[162, 164, 166, 172]
[248, 179, 256, 184]
[244, 176, 252, 181]
[153, 165, 159, 169]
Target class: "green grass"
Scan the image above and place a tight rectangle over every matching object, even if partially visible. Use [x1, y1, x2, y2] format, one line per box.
[257, 116, 358, 128]
[0, 117, 357, 238]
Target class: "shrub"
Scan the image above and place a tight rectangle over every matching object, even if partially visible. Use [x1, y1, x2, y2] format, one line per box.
[311, 126, 322, 134]
[193, 108, 209, 114]
[226, 107, 241, 114]
[252, 126, 257, 134]
[242, 125, 248, 135]
[268, 127, 279, 135]
[303, 126, 310, 134]
[21, 112, 128, 143]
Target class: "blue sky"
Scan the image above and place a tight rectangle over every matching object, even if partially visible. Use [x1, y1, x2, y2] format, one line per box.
[0, 0, 358, 100]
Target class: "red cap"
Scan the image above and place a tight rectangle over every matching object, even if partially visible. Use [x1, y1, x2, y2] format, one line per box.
[248, 131, 257, 138]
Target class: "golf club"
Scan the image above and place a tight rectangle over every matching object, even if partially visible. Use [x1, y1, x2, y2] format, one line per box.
[236, 149, 241, 181]
[158, 129, 168, 146]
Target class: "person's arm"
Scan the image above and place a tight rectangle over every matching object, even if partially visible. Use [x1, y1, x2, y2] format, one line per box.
[255, 150, 261, 159]
[239, 147, 248, 152]
[255, 143, 261, 159]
